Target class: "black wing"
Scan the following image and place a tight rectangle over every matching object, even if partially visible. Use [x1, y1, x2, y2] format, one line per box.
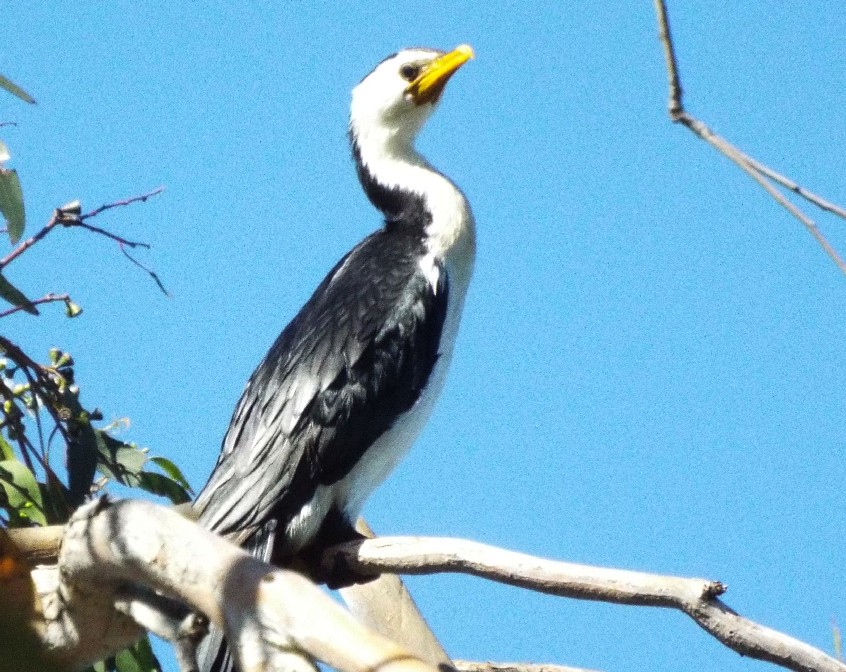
[194, 227, 448, 541]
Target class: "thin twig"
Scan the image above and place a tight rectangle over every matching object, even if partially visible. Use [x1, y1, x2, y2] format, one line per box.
[17, 364, 46, 458]
[0, 210, 63, 268]
[0, 334, 71, 446]
[0, 382, 37, 473]
[653, 0, 846, 275]
[681, 116, 846, 273]
[654, 0, 683, 119]
[12, 361, 71, 520]
[79, 186, 164, 221]
[0, 187, 164, 269]
[0, 292, 70, 318]
[71, 221, 150, 249]
[741, 155, 846, 220]
[0, 187, 167, 298]
[121, 244, 170, 296]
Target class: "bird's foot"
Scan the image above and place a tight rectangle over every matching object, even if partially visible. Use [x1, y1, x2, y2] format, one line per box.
[321, 541, 380, 590]
[297, 526, 379, 589]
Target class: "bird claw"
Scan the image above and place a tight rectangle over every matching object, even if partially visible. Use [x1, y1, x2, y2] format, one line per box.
[321, 551, 379, 590]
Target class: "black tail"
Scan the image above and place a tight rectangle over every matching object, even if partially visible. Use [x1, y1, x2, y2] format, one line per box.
[197, 522, 276, 672]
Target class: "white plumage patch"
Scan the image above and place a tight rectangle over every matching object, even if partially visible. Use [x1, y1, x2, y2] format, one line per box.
[283, 485, 332, 552]
[419, 254, 441, 293]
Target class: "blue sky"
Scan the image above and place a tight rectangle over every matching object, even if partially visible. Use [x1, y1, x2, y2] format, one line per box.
[3, 2, 846, 671]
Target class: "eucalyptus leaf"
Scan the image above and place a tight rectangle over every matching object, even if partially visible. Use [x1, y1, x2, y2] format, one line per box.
[149, 455, 193, 493]
[0, 459, 47, 526]
[0, 73, 36, 104]
[0, 168, 25, 244]
[137, 471, 191, 504]
[94, 430, 147, 486]
[0, 434, 14, 460]
[0, 272, 37, 314]
[113, 649, 142, 672]
[114, 637, 161, 672]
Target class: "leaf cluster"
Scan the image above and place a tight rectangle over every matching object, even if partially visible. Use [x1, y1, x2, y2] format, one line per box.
[0, 73, 33, 317]
[92, 638, 162, 672]
[0, 73, 177, 672]
[0, 342, 193, 531]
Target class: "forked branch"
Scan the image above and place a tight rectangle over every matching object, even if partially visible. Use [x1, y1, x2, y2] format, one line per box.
[327, 537, 845, 672]
[0, 187, 168, 296]
[15, 499, 436, 672]
[8, 512, 845, 672]
[653, 0, 846, 275]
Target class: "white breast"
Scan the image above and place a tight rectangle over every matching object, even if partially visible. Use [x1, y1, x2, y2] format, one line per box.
[283, 199, 475, 553]
[336, 187, 475, 518]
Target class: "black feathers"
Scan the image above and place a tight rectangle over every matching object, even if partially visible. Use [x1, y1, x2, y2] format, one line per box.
[351, 138, 433, 231]
[194, 227, 448, 544]
[196, 45, 474, 672]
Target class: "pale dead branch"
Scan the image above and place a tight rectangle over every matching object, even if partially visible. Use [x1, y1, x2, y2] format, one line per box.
[454, 662, 601, 672]
[326, 536, 846, 672]
[327, 536, 724, 606]
[8, 513, 844, 672]
[16, 499, 437, 672]
[340, 519, 452, 668]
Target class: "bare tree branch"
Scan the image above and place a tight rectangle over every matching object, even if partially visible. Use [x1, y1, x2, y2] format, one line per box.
[9, 520, 844, 672]
[0, 188, 166, 293]
[78, 187, 164, 221]
[329, 537, 723, 606]
[16, 499, 439, 672]
[454, 662, 601, 672]
[4, 525, 61, 564]
[120, 243, 170, 296]
[327, 536, 846, 672]
[653, 0, 846, 275]
[340, 519, 452, 667]
[0, 292, 70, 318]
[70, 220, 150, 249]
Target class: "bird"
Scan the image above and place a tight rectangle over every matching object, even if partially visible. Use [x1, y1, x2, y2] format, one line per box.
[193, 44, 475, 671]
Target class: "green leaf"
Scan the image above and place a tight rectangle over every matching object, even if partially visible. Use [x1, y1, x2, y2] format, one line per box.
[149, 455, 193, 493]
[114, 637, 161, 672]
[0, 271, 37, 315]
[0, 73, 36, 104]
[94, 430, 148, 486]
[0, 459, 47, 526]
[0, 168, 25, 244]
[136, 471, 191, 504]
[0, 434, 14, 460]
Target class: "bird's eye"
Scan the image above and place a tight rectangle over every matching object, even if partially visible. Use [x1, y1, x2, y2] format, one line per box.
[400, 63, 421, 82]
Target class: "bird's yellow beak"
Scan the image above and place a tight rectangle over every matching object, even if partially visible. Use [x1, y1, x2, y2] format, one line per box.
[406, 44, 474, 105]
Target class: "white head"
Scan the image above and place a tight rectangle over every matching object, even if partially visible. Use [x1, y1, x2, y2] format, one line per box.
[350, 45, 473, 154]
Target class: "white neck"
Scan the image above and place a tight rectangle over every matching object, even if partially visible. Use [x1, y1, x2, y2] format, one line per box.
[352, 121, 476, 264]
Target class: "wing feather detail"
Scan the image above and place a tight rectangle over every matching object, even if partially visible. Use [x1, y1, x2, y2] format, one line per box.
[194, 228, 448, 541]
